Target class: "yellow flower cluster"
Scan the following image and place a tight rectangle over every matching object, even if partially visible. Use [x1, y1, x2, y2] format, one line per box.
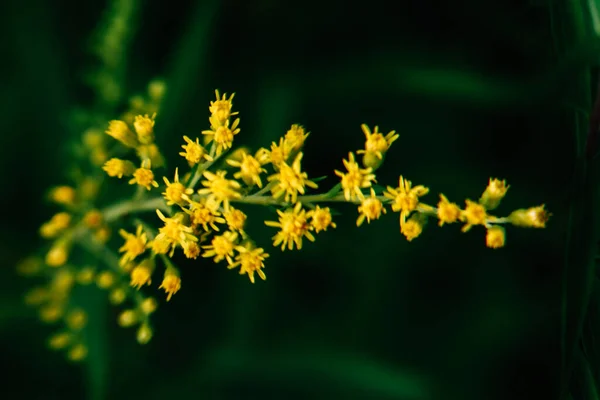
[20, 85, 550, 359]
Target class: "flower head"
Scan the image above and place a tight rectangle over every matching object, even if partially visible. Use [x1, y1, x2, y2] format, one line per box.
[162, 168, 193, 206]
[334, 152, 376, 201]
[265, 202, 315, 250]
[179, 136, 212, 165]
[197, 170, 242, 211]
[384, 176, 429, 215]
[202, 118, 240, 156]
[357, 124, 399, 162]
[486, 226, 505, 248]
[133, 113, 156, 144]
[310, 206, 336, 233]
[129, 160, 159, 190]
[437, 194, 461, 226]
[209, 90, 237, 126]
[268, 152, 318, 203]
[508, 205, 550, 228]
[130, 259, 154, 289]
[284, 124, 309, 151]
[227, 152, 266, 188]
[461, 200, 487, 232]
[230, 243, 269, 283]
[479, 178, 509, 210]
[118, 225, 147, 266]
[159, 271, 181, 301]
[202, 231, 239, 265]
[356, 188, 386, 226]
[106, 120, 138, 148]
[103, 158, 136, 178]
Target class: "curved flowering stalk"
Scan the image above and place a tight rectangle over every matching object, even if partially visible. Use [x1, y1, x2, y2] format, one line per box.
[18, 85, 550, 361]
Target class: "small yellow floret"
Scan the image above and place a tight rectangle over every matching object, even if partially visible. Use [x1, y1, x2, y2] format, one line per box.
[230, 243, 269, 283]
[67, 343, 88, 362]
[461, 200, 487, 232]
[106, 120, 138, 148]
[197, 170, 242, 211]
[103, 158, 136, 178]
[129, 160, 159, 190]
[357, 188, 386, 226]
[479, 178, 509, 210]
[202, 231, 239, 264]
[180, 135, 212, 165]
[162, 168, 193, 206]
[508, 205, 550, 228]
[310, 206, 336, 233]
[137, 323, 153, 344]
[130, 259, 153, 289]
[66, 309, 87, 330]
[265, 202, 315, 251]
[159, 272, 181, 301]
[335, 152, 376, 201]
[118, 225, 148, 266]
[133, 113, 156, 144]
[49, 186, 76, 206]
[268, 152, 318, 203]
[401, 215, 424, 241]
[437, 194, 461, 226]
[284, 124, 309, 151]
[486, 226, 506, 248]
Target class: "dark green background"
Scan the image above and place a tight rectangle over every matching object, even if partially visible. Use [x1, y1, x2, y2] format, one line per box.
[1, 0, 598, 399]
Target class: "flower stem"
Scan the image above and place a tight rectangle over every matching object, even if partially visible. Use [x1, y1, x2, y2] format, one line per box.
[101, 197, 169, 223]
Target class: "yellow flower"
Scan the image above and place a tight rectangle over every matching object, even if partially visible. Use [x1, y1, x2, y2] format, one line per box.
[140, 298, 158, 315]
[265, 202, 315, 250]
[118, 225, 147, 266]
[184, 196, 226, 232]
[197, 170, 242, 211]
[179, 136, 212, 165]
[66, 309, 87, 331]
[40, 212, 71, 238]
[129, 159, 159, 190]
[460, 200, 487, 232]
[310, 206, 336, 233]
[284, 124, 309, 151]
[48, 332, 72, 350]
[96, 270, 116, 289]
[229, 243, 269, 283]
[46, 241, 70, 267]
[384, 176, 429, 223]
[130, 259, 154, 289]
[162, 168, 194, 206]
[103, 158, 136, 178]
[202, 231, 239, 264]
[357, 124, 399, 160]
[268, 137, 291, 167]
[182, 241, 201, 259]
[223, 208, 247, 233]
[486, 226, 505, 248]
[202, 118, 240, 156]
[268, 152, 318, 203]
[83, 209, 103, 228]
[437, 194, 461, 226]
[479, 178, 509, 210]
[105, 120, 138, 148]
[133, 113, 156, 144]
[401, 214, 424, 241]
[159, 271, 181, 301]
[508, 205, 550, 228]
[209, 90, 237, 126]
[334, 152, 376, 201]
[356, 188, 386, 226]
[49, 186, 76, 206]
[227, 152, 266, 188]
[137, 323, 153, 344]
[154, 210, 197, 256]
[67, 343, 88, 362]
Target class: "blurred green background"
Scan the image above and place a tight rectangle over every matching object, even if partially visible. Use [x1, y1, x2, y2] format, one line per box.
[1, 0, 599, 399]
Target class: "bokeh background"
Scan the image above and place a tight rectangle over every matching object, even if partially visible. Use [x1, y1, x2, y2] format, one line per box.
[1, 0, 598, 399]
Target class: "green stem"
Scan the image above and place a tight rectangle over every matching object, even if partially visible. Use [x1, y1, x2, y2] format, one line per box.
[101, 197, 169, 222]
